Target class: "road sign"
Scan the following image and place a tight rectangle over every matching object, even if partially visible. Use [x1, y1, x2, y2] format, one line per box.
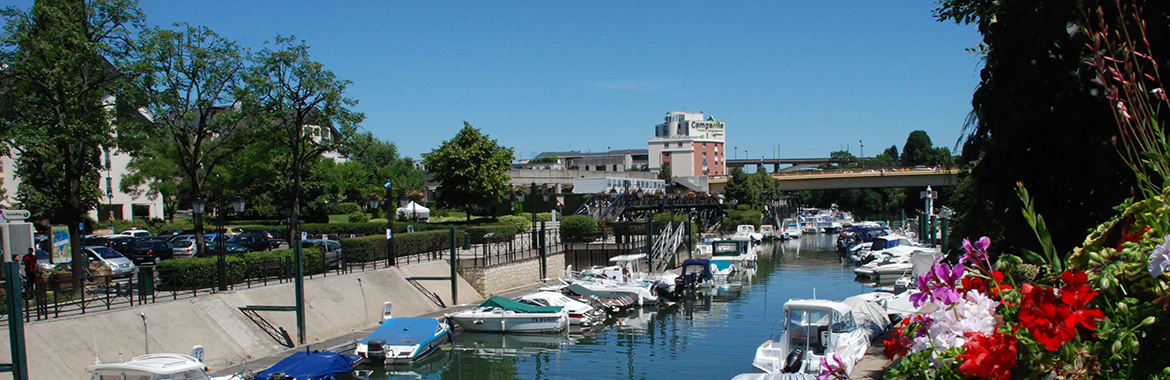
[0, 210, 31, 222]
[556, 195, 565, 208]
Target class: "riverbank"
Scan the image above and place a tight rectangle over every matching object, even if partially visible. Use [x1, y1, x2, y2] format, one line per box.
[0, 261, 484, 379]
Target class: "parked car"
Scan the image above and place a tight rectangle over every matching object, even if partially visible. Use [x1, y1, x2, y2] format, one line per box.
[117, 229, 152, 239]
[105, 236, 137, 255]
[170, 234, 198, 242]
[33, 249, 56, 273]
[248, 229, 285, 248]
[202, 241, 249, 256]
[301, 239, 342, 268]
[128, 241, 175, 265]
[171, 239, 198, 259]
[84, 246, 137, 279]
[229, 234, 270, 252]
[156, 229, 184, 239]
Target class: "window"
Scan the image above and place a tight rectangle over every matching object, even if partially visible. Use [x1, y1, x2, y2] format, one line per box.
[703, 142, 707, 147]
[664, 143, 669, 148]
[677, 142, 683, 147]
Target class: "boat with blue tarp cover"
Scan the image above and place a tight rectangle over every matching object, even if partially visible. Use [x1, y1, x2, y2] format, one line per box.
[446, 296, 569, 333]
[354, 317, 452, 366]
[253, 350, 362, 380]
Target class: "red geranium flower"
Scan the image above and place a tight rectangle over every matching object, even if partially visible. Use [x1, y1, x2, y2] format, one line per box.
[1060, 271, 1105, 331]
[883, 327, 910, 359]
[962, 270, 1012, 299]
[1018, 283, 1077, 351]
[958, 332, 1018, 380]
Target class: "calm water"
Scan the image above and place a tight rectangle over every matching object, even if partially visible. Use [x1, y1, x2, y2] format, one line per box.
[354, 233, 873, 380]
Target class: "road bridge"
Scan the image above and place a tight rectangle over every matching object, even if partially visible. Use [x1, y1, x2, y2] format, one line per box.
[709, 168, 960, 192]
[726, 157, 852, 172]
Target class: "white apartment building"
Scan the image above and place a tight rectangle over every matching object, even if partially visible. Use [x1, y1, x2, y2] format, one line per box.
[0, 145, 164, 224]
[647, 111, 727, 177]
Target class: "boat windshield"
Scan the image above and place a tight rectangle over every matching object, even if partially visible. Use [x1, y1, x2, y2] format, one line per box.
[712, 242, 740, 256]
[787, 308, 831, 354]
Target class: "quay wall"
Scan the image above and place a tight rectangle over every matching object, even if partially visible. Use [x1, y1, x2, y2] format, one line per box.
[0, 261, 481, 380]
[462, 253, 565, 296]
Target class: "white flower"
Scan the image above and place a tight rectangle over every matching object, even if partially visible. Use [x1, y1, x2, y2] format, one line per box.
[1149, 235, 1170, 278]
[922, 291, 999, 352]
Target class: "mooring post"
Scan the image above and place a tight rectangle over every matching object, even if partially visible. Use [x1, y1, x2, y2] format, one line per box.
[449, 228, 457, 304]
[540, 221, 547, 279]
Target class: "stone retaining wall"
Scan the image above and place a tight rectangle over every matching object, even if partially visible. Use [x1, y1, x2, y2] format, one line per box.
[462, 253, 565, 296]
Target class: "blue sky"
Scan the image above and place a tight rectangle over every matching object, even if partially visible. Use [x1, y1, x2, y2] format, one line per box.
[8, 1, 983, 162]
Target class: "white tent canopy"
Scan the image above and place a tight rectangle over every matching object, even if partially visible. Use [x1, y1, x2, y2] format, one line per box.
[396, 201, 430, 222]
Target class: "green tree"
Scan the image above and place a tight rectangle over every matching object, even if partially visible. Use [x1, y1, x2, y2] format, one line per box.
[934, 0, 1149, 253]
[123, 23, 255, 253]
[248, 35, 363, 344]
[900, 130, 935, 167]
[422, 122, 514, 219]
[0, 0, 144, 285]
[658, 163, 672, 181]
[249, 34, 363, 224]
[825, 150, 859, 169]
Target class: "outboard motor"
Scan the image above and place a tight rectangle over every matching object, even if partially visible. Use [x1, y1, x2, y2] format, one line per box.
[653, 281, 681, 303]
[782, 348, 804, 373]
[269, 373, 288, 380]
[366, 339, 387, 366]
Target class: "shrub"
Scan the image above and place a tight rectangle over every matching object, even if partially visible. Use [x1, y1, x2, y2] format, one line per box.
[347, 211, 370, 223]
[334, 203, 362, 215]
[561, 215, 598, 242]
[498, 215, 530, 232]
[155, 247, 325, 289]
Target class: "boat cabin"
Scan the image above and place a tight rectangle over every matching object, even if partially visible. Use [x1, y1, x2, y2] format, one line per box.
[784, 300, 857, 356]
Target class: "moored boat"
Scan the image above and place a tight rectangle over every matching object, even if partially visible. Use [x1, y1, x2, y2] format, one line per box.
[447, 296, 569, 333]
[518, 291, 602, 326]
[354, 317, 452, 365]
[254, 350, 363, 380]
[85, 353, 244, 380]
[751, 296, 889, 376]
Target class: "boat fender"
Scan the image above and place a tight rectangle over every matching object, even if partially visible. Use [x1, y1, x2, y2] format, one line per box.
[783, 348, 804, 373]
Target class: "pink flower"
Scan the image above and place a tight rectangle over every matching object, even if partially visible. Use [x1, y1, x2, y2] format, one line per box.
[817, 353, 847, 380]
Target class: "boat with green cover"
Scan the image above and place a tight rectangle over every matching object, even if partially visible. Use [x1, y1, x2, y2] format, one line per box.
[446, 296, 569, 333]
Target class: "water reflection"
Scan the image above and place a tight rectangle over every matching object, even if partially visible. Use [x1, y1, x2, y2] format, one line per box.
[352, 233, 872, 380]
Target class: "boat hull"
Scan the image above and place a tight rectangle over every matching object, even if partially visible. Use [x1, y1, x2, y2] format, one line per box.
[448, 310, 569, 333]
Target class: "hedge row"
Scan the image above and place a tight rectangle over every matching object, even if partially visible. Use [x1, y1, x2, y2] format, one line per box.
[154, 247, 325, 289]
[338, 224, 522, 258]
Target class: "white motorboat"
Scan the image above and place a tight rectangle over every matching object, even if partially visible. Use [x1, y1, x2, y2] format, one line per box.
[782, 220, 803, 239]
[751, 296, 889, 376]
[518, 291, 601, 326]
[733, 224, 764, 243]
[853, 247, 938, 279]
[571, 254, 678, 306]
[355, 317, 452, 365]
[758, 225, 778, 240]
[86, 353, 244, 380]
[447, 296, 569, 333]
[709, 239, 754, 276]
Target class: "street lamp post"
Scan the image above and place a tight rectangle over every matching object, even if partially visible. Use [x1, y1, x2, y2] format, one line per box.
[216, 178, 226, 292]
[191, 197, 206, 259]
[384, 181, 394, 266]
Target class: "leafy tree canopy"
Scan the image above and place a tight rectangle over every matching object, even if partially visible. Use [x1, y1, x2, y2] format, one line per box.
[422, 121, 514, 218]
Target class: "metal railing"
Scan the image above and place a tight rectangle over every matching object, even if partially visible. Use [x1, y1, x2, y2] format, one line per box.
[0, 228, 570, 324]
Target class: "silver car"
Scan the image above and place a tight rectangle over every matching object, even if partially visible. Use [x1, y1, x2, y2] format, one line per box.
[85, 246, 138, 278]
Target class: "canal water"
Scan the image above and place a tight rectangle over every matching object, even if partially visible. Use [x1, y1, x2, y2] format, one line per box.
[355, 233, 875, 380]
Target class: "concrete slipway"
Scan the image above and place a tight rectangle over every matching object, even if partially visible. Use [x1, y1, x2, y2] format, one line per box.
[0, 261, 483, 379]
